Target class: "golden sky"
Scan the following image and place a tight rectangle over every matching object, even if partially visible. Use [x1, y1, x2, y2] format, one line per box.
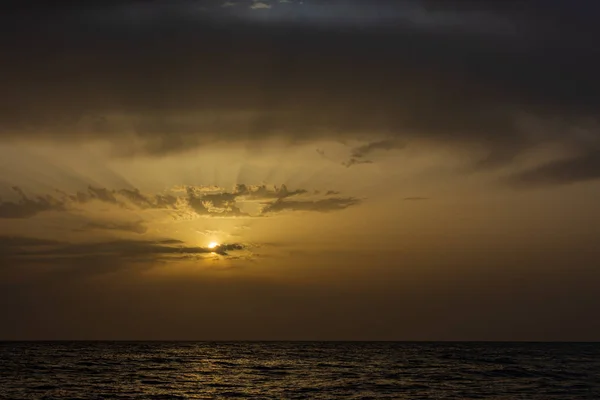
[1, 0, 600, 340]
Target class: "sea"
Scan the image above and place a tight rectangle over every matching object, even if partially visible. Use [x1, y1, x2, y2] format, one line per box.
[1, 342, 599, 399]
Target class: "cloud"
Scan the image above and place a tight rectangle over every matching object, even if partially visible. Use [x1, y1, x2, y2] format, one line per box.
[343, 140, 404, 167]
[261, 197, 361, 214]
[0, 185, 176, 219]
[507, 151, 600, 187]
[76, 220, 148, 234]
[0, 184, 359, 219]
[0, 236, 62, 250]
[234, 183, 307, 199]
[118, 188, 178, 209]
[250, 1, 272, 10]
[0, 235, 247, 269]
[0, 236, 64, 271]
[0, 187, 66, 219]
[343, 159, 373, 168]
[181, 183, 318, 217]
[0, 1, 598, 174]
[350, 139, 400, 158]
[187, 194, 245, 217]
[211, 243, 245, 256]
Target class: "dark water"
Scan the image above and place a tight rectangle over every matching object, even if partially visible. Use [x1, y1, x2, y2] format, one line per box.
[1, 342, 599, 399]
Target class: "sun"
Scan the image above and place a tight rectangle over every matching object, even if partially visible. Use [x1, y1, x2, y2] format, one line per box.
[208, 242, 219, 249]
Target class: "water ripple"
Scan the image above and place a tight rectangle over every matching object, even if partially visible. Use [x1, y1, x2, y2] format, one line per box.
[1, 342, 599, 399]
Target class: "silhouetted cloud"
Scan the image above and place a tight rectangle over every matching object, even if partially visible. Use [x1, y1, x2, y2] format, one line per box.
[262, 197, 360, 214]
[233, 184, 307, 199]
[0, 186, 171, 219]
[0, 187, 66, 218]
[343, 159, 373, 168]
[344, 139, 404, 167]
[0, 184, 358, 219]
[186, 187, 245, 217]
[0, 235, 247, 267]
[211, 243, 245, 256]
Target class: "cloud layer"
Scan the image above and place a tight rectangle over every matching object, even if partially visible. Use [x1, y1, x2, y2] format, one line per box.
[1, 1, 599, 184]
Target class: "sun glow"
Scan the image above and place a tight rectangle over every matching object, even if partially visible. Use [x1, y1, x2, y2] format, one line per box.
[208, 242, 219, 249]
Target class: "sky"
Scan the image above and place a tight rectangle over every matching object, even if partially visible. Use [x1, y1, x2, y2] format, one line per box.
[1, 0, 600, 340]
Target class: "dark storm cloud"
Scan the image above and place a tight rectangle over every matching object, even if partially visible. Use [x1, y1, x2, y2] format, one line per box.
[1, 1, 599, 182]
[0, 184, 358, 219]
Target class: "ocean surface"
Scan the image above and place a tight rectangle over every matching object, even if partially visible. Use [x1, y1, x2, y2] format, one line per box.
[1, 342, 599, 399]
